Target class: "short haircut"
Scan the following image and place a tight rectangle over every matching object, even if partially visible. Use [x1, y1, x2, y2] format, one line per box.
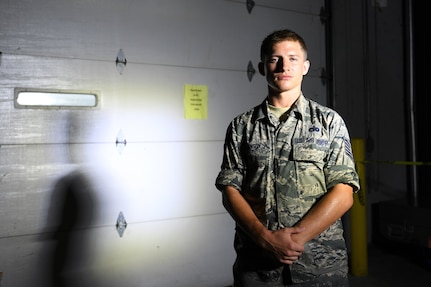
[260, 29, 308, 61]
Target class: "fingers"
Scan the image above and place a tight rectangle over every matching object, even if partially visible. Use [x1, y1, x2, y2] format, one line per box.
[279, 255, 300, 265]
[280, 259, 295, 265]
[270, 227, 305, 264]
[291, 226, 306, 234]
[277, 249, 302, 265]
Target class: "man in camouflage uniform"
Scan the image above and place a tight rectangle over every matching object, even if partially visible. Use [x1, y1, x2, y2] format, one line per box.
[215, 29, 360, 286]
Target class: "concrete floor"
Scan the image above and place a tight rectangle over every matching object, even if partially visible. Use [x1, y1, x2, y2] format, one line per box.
[348, 244, 431, 287]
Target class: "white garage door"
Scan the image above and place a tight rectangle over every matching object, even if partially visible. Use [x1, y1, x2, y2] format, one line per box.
[0, 1, 326, 286]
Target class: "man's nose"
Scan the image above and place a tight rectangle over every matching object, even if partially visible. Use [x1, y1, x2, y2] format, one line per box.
[275, 59, 284, 71]
[276, 58, 288, 72]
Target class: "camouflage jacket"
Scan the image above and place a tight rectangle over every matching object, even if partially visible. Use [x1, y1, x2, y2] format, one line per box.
[215, 94, 360, 283]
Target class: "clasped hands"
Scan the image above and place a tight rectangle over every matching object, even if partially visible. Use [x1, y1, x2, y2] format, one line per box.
[266, 226, 306, 265]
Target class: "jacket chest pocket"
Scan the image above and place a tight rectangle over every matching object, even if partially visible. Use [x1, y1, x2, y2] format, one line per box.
[292, 142, 327, 164]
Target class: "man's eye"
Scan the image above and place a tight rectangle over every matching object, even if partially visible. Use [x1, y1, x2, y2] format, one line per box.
[269, 58, 279, 63]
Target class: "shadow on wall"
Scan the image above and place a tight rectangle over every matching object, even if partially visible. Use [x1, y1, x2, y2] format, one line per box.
[36, 112, 99, 286]
[40, 169, 97, 287]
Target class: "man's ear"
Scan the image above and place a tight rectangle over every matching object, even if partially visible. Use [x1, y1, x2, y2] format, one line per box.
[303, 60, 310, 75]
[258, 62, 265, 76]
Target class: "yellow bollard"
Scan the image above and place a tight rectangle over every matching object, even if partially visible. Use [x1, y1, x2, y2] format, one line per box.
[350, 138, 368, 276]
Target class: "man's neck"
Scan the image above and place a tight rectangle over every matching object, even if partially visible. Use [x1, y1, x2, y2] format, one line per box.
[267, 90, 301, 108]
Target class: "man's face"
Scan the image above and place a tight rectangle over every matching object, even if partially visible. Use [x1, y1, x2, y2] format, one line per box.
[259, 40, 310, 94]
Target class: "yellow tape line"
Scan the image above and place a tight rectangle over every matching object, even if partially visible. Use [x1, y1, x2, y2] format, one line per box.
[358, 160, 431, 166]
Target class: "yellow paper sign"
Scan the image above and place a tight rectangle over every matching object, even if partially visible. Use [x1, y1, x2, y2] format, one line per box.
[184, 84, 208, 119]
